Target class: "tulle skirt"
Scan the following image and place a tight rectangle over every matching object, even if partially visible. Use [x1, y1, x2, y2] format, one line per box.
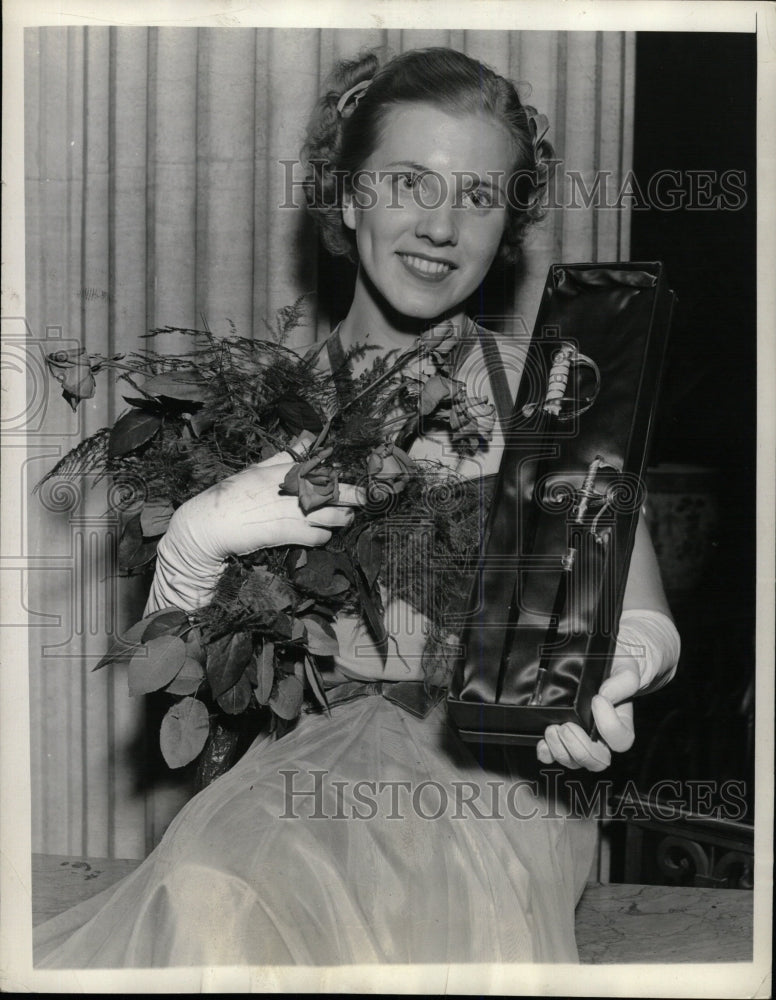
[34, 695, 596, 968]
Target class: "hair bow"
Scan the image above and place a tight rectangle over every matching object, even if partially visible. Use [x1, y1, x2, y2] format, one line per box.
[336, 79, 372, 118]
[527, 111, 550, 152]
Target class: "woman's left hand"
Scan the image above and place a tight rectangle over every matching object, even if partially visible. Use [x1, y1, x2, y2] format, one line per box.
[536, 644, 641, 772]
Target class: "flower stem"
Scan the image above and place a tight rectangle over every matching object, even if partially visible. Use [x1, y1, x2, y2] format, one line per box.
[337, 343, 423, 415]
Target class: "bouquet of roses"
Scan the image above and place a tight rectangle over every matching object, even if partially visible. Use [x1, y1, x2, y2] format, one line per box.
[39, 300, 496, 783]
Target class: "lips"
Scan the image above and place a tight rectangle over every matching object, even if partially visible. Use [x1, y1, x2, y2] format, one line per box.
[397, 252, 456, 282]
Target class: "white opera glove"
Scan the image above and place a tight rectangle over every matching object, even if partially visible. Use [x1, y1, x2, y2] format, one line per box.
[537, 609, 681, 772]
[143, 451, 354, 616]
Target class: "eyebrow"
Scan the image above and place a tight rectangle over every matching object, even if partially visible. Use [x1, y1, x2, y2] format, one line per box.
[382, 160, 432, 177]
[383, 160, 504, 193]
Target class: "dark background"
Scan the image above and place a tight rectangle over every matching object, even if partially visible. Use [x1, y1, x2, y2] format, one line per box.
[607, 30, 757, 877]
[634, 31, 756, 475]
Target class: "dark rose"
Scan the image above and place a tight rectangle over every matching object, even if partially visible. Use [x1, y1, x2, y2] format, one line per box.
[449, 390, 497, 454]
[366, 442, 415, 498]
[417, 375, 461, 416]
[419, 320, 459, 367]
[282, 446, 339, 514]
[46, 348, 97, 412]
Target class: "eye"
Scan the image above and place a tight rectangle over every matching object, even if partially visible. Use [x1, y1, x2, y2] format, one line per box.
[461, 185, 496, 209]
[392, 171, 424, 191]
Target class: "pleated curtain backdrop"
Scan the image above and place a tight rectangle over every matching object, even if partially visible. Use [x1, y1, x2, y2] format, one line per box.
[24, 26, 635, 859]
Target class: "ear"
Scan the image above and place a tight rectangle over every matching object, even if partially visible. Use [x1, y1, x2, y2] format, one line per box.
[342, 190, 357, 232]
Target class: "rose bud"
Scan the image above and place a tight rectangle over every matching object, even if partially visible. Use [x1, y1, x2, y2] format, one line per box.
[450, 391, 497, 454]
[417, 375, 461, 416]
[298, 465, 339, 513]
[285, 447, 339, 514]
[282, 464, 301, 495]
[419, 320, 459, 366]
[46, 348, 97, 412]
[366, 442, 415, 497]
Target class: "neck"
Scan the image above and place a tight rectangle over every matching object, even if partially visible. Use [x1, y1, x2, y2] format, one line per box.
[338, 265, 466, 360]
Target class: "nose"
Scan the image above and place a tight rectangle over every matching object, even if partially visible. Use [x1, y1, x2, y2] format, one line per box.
[414, 176, 458, 246]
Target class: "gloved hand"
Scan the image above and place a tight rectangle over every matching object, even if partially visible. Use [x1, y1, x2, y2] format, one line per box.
[143, 451, 355, 616]
[536, 609, 681, 772]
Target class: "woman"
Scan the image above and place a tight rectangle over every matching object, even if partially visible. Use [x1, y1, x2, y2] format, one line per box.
[34, 46, 680, 967]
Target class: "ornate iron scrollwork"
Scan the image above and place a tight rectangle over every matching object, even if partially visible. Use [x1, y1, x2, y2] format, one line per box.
[656, 835, 712, 885]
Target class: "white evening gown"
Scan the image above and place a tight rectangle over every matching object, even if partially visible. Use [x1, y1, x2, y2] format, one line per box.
[34, 693, 596, 967]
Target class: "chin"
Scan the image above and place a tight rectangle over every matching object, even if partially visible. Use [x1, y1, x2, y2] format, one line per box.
[397, 300, 451, 321]
[384, 285, 463, 322]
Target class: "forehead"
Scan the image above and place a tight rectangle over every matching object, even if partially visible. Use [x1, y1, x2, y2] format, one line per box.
[364, 102, 516, 177]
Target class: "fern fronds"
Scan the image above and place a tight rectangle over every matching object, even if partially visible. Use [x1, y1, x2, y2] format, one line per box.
[33, 428, 112, 493]
[262, 292, 312, 344]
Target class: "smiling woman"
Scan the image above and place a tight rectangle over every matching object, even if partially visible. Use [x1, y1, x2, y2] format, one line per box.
[30, 40, 683, 970]
[341, 105, 515, 323]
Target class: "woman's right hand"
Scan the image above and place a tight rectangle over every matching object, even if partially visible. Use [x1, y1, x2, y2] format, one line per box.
[143, 451, 353, 615]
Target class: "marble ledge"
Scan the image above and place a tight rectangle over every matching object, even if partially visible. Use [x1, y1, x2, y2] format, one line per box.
[575, 882, 753, 964]
[30, 855, 754, 965]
